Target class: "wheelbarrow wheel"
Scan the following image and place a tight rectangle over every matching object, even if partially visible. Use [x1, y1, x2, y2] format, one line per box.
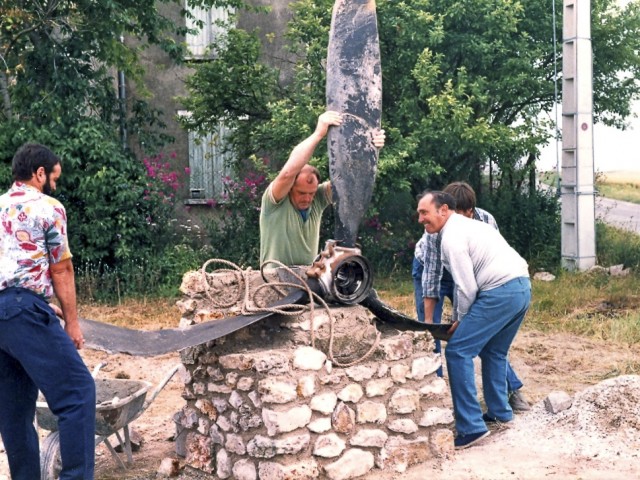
[40, 431, 62, 480]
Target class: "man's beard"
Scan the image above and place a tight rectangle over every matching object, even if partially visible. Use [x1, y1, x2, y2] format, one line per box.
[43, 174, 53, 195]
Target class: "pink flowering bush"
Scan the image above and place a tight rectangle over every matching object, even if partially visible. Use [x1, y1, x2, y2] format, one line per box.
[141, 152, 185, 226]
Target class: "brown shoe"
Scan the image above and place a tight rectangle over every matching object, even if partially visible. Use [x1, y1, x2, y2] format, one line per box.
[508, 389, 531, 412]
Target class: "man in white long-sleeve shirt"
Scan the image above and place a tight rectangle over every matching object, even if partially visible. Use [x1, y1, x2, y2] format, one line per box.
[417, 190, 531, 450]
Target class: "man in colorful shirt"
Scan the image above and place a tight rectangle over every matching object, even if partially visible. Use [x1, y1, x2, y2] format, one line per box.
[260, 111, 385, 266]
[412, 182, 530, 412]
[0, 144, 95, 479]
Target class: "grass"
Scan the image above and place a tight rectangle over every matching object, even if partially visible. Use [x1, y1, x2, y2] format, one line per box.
[596, 221, 640, 270]
[540, 169, 640, 204]
[78, 297, 180, 330]
[596, 171, 640, 204]
[375, 272, 640, 347]
[528, 271, 640, 344]
[374, 275, 416, 314]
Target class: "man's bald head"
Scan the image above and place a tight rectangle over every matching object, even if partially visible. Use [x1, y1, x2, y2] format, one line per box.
[290, 165, 321, 210]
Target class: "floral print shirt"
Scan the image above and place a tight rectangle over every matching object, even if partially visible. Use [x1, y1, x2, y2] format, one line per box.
[0, 182, 72, 299]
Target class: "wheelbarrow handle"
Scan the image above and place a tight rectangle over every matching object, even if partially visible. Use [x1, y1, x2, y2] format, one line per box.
[142, 364, 180, 409]
[92, 361, 108, 378]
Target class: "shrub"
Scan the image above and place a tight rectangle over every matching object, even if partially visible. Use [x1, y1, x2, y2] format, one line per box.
[204, 171, 268, 268]
[596, 221, 640, 270]
[481, 187, 561, 272]
[76, 242, 214, 301]
[355, 189, 419, 275]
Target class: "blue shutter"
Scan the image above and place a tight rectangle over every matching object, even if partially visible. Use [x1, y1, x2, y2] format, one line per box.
[187, 123, 233, 202]
[186, 3, 234, 59]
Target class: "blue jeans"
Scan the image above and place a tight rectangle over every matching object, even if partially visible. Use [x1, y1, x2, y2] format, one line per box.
[413, 258, 524, 388]
[0, 288, 96, 480]
[445, 277, 531, 436]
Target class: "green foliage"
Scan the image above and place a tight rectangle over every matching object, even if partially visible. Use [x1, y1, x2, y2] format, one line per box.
[0, 0, 264, 300]
[527, 269, 640, 345]
[591, 0, 640, 127]
[182, 0, 640, 274]
[0, 159, 10, 189]
[76, 243, 214, 301]
[355, 190, 420, 274]
[0, 0, 241, 274]
[0, 117, 185, 266]
[596, 221, 640, 270]
[482, 188, 562, 272]
[597, 183, 640, 205]
[203, 167, 268, 268]
[180, 28, 280, 149]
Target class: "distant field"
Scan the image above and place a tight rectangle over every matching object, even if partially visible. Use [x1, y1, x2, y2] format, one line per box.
[597, 170, 640, 204]
[539, 169, 640, 204]
[598, 170, 640, 182]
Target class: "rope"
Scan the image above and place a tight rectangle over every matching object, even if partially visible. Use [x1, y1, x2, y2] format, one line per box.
[200, 258, 380, 367]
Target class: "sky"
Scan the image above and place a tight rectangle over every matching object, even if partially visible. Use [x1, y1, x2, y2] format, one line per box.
[538, 101, 640, 173]
[537, 0, 639, 173]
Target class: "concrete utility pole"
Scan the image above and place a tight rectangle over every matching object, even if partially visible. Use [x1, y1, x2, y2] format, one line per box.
[561, 0, 596, 270]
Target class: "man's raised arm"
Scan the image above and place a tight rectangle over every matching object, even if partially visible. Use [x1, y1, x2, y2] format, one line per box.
[270, 111, 343, 202]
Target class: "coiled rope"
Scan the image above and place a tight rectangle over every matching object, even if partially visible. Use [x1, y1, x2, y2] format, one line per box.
[200, 258, 380, 367]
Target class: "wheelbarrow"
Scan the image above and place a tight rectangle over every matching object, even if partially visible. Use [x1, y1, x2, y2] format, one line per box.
[36, 363, 180, 480]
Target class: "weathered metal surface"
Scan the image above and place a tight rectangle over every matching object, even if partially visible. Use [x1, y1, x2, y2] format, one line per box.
[327, 0, 382, 247]
[360, 290, 454, 341]
[38, 367, 178, 478]
[36, 379, 151, 435]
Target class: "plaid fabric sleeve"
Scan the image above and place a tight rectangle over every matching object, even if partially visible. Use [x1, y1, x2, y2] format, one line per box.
[474, 207, 499, 231]
[421, 233, 442, 299]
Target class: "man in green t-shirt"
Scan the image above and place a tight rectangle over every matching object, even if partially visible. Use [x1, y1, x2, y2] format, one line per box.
[260, 111, 384, 266]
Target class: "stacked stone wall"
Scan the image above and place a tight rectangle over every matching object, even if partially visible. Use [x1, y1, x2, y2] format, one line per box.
[174, 271, 455, 479]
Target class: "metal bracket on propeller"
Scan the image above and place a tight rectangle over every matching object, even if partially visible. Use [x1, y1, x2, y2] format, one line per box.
[306, 240, 374, 305]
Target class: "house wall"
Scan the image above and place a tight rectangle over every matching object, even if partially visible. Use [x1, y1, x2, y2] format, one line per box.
[126, 1, 296, 227]
[237, 0, 296, 86]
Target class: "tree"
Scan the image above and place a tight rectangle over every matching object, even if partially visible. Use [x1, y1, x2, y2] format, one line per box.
[185, 0, 640, 187]
[182, 0, 640, 271]
[0, 0, 242, 268]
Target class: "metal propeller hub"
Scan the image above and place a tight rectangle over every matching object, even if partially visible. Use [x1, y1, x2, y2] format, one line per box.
[307, 240, 373, 305]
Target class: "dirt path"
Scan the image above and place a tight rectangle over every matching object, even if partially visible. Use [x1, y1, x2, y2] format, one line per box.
[2, 328, 640, 479]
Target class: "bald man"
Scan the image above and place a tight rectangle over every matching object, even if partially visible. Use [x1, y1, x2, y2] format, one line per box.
[260, 111, 384, 266]
[416, 190, 530, 450]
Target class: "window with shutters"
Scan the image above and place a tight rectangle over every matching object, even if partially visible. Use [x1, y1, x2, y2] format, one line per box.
[185, 2, 234, 59]
[183, 118, 233, 204]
